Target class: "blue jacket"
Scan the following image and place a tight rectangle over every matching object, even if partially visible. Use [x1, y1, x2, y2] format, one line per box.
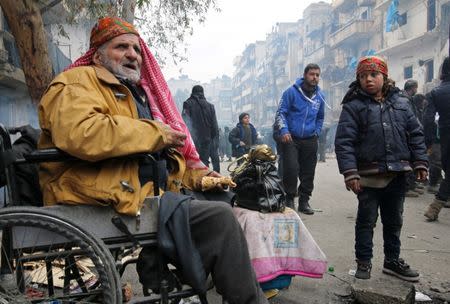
[277, 78, 325, 139]
[335, 82, 428, 179]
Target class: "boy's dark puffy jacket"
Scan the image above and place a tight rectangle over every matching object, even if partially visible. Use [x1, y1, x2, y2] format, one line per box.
[335, 82, 428, 179]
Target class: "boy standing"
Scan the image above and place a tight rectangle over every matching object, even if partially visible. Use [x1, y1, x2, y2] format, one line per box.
[335, 56, 428, 281]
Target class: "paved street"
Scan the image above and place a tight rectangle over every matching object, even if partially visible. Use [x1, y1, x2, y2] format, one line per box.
[125, 157, 450, 303]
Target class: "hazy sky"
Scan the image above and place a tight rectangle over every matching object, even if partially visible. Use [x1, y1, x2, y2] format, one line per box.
[162, 0, 331, 83]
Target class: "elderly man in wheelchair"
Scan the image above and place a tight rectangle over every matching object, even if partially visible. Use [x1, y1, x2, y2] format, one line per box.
[0, 16, 268, 304]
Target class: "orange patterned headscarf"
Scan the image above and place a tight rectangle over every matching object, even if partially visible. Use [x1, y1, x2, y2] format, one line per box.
[356, 56, 388, 77]
[89, 17, 139, 48]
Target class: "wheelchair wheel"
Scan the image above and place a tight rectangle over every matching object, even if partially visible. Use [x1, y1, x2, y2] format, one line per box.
[0, 206, 121, 303]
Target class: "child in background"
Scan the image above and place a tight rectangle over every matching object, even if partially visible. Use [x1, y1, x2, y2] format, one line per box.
[334, 56, 428, 281]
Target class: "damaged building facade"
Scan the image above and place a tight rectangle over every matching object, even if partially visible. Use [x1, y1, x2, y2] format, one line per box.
[230, 0, 450, 127]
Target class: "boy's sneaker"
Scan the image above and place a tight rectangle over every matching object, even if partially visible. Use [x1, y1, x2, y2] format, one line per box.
[382, 258, 419, 282]
[405, 190, 419, 197]
[415, 183, 425, 190]
[427, 185, 439, 194]
[413, 188, 425, 194]
[355, 260, 372, 279]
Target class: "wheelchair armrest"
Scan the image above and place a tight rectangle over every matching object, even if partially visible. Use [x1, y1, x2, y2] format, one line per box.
[22, 148, 76, 163]
[21, 149, 159, 165]
[18, 149, 162, 193]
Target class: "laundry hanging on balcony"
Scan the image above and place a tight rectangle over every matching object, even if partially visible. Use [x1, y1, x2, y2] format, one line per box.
[385, 0, 399, 32]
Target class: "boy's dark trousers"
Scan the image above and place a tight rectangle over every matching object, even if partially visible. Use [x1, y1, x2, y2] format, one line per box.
[355, 175, 406, 262]
[405, 172, 416, 191]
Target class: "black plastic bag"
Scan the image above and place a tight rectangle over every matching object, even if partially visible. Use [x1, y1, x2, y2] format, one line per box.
[231, 154, 286, 213]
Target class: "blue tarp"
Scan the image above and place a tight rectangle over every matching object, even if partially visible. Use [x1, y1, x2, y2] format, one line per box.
[386, 0, 399, 32]
[347, 50, 377, 70]
[348, 57, 358, 70]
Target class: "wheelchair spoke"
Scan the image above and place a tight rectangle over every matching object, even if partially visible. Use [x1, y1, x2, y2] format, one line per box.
[0, 208, 120, 303]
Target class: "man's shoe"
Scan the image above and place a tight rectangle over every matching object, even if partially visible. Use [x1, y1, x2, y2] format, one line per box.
[424, 198, 445, 221]
[298, 199, 314, 215]
[285, 195, 295, 209]
[355, 260, 371, 280]
[382, 258, 419, 282]
[405, 190, 419, 197]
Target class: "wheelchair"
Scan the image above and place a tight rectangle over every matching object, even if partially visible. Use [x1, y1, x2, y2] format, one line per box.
[0, 123, 210, 304]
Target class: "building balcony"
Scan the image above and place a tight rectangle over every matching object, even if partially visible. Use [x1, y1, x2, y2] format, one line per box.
[241, 71, 252, 82]
[0, 62, 26, 89]
[329, 19, 375, 49]
[377, 31, 439, 56]
[304, 44, 332, 65]
[374, 0, 390, 11]
[357, 0, 376, 6]
[242, 86, 252, 97]
[0, 41, 26, 89]
[332, 0, 356, 12]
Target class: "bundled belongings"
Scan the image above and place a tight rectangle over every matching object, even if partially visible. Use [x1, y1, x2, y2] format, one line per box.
[229, 145, 286, 213]
[233, 207, 327, 285]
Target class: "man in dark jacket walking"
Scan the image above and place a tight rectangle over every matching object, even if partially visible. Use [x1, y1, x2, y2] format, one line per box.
[402, 79, 423, 197]
[424, 57, 450, 221]
[274, 63, 325, 214]
[182, 85, 220, 169]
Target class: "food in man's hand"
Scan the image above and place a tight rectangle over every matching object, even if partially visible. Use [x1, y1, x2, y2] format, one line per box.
[201, 176, 237, 191]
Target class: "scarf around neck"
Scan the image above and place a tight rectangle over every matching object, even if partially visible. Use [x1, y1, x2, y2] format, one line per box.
[65, 38, 206, 169]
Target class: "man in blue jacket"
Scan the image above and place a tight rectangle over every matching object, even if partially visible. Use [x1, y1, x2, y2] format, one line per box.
[275, 63, 325, 214]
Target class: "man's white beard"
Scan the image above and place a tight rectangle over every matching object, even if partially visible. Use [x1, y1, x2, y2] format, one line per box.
[99, 55, 141, 84]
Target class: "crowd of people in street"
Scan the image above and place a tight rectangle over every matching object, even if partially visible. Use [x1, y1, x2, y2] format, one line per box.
[183, 55, 450, 286]
[21, 14, 449, 304]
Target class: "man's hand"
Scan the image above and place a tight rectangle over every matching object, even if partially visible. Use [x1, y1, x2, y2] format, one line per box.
[416, 169, 428, 182]
[239, 141, 246, 147]
[281, 133, 292, 143]
[345, 178, 362, 194]
[208, 171, 221, 178]
[196, 171, 232, 191]
[162, 124, 187, 148]
[206, 171, 227, 191]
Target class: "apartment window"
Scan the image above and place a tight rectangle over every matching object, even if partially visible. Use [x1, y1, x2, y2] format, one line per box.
[361, 10, 368, 20]
[425, 60, 434, 83]
[398, 12, 407, 27]
[427, 0, 436, 31]
[404, 66, 413, 79]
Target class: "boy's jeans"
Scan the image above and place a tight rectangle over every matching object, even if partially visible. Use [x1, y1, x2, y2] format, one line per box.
[355, 175, 406, 262]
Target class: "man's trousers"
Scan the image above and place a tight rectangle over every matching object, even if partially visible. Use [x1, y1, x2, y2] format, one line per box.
[280, 136, 318, 202]
[436, 131, 450, 202]
[190, 201, 268, 304]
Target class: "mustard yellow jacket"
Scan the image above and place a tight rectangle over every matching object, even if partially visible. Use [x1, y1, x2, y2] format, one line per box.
[38, 65, 207, 215]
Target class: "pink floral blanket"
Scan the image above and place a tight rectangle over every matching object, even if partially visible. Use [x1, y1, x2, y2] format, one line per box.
[233, 207, 327, 283]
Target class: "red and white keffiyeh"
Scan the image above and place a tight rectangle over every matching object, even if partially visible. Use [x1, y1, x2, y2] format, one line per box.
[66, 17, 206, 169]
